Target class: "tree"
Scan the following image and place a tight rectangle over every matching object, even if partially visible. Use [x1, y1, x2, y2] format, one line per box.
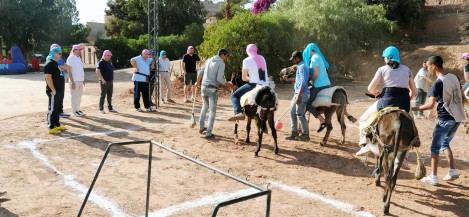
[251, 0, 277, 14]
[364, 0, 425, 26]
[0, 0, 81, 56]
[105, 0, 207, 38]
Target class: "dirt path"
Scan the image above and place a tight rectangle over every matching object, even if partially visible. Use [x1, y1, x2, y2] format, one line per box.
[0, 67, 468, 216]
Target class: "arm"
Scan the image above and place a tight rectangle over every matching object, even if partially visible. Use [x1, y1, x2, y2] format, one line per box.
[367, 73, 382, 96]
[412, 96, 436, 111]
[462, 89, 467, 104]
[309, 66, 320, 81]
[465, 72, 469, 82]
[130, 59, 138, 73]
[181, 60, 186, 75]
[408, 77, 417, 99]
[45, 74, 57, 95]
[241, 68, 249, 82]
[150, 59, 155, 70]
[96, 68, 106, 85]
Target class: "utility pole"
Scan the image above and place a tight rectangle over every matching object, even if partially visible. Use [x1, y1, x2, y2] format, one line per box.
[148, 0, 160, 109]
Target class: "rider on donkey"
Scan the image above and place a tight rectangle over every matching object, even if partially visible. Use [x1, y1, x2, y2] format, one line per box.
[356, 46, 417, 156]
[228, 44, 270, 121]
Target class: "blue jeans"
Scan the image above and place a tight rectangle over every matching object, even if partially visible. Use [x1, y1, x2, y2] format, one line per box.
[199, 86, 218, 135]
[430, 119, 460, 155]
[306, 85, 331, 118]
[290, 93, 309, 134]
[231, 83, 257, 114]
[414, 88, 427, 115]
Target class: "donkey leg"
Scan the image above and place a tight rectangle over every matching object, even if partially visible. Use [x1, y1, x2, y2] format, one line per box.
[255, 118, 266, 156]
[246, 117, 252, 143]
[375, 155, 381, 186]
[267, 111, 278, 154]
[320, 108, 334, 146]
[383, 150, 406, 215]
[337, 105, 347, 146]
[234, 122, 239, 145]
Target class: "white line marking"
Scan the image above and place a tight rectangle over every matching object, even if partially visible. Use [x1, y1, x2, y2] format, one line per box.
[346, 124, 359, 129]
[269, 180, 375, 217]
[16, 130, 132, 216]
[146, 188, 258, 217]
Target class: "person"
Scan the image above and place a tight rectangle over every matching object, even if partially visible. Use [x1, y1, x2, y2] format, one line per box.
[158, 50, 174, 103]
[130, 49, 155, 112]
[412, 56, 467, 186]
[462, 52, 469, 92]
[32, 56, 40, 72]
[96, 50, 117, 114]
[228, 44, 269, 121]
[181, 46, 201, 103]
[196, 48, 236, 138]
[66, 44, 86, 117]
[44, 47, 67, 134]
[356, 46, 417, 156]
[282, 51, 310, 141]
[303, 43, 331, 132]
[413, 59, 433, 119]
[47, 44, 71, 118]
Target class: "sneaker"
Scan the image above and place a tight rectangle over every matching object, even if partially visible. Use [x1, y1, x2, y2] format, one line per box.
[99, 109, 105, 114]
[59, 113, 70, 118]
[228, 113, 245, 121]
[136, 108, 144, 112]
[147, 107, 156, 112]
[48, 128, 62, 134]
[205, 133, 214, 139]
[78, 111, 85, 116]
[355, 145, 371, 156]
[421, 175, 439, 186]
[443, 169, 459, 181]
[199, 127, 207, 134]
[55, 125, 68, 131]
[74, 111, 83, 117]
[285, 132, 299, 140]
[296, 133, 310, 141]
[184, 96, 188, 103]
[109, 108, 117, 113]
[167, 99, 175, 103]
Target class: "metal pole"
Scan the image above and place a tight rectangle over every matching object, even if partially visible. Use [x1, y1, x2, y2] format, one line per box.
[145, 141, 153, 217]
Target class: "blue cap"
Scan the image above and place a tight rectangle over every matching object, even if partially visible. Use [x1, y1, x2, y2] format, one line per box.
[382, 46, 400, 64]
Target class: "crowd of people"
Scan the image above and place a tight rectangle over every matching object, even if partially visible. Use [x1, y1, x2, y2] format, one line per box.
[42, 42, 469, 186]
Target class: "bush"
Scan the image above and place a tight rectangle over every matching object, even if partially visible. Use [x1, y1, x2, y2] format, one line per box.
[199, 12, 296, 81]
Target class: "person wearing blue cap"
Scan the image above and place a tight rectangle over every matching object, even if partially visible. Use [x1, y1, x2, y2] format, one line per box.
[158, 50, 174, 103]
[356, 46, 417, 156]
[44, 47, 67, 134]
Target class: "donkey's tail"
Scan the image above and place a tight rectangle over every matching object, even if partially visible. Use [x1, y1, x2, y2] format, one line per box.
[414, 147, 426, 180]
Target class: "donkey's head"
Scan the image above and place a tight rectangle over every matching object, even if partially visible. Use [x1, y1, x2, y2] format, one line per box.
[255, 86, 277, 110]
[279, 65, 297, 80]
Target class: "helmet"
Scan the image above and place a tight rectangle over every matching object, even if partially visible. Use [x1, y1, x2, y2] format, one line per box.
[382, 46, 400, 64]
[462, 52, 469, 59]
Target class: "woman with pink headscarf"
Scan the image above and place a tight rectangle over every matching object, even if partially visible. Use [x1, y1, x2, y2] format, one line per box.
[228, 44, 269, 121]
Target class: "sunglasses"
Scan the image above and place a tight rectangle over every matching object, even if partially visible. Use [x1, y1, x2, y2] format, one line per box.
[57, 52, 62, 55]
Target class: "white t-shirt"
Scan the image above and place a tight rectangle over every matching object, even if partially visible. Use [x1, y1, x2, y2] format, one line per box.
[375, 64, 413, 88]
[158, 58, 171, 72]
[66, 54, 85, 81]
[242, 56, 269, 86]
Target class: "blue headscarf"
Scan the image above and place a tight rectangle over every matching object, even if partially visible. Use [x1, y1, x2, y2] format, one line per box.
[382, 46, 400, 64]
[302, 43, 329, 69]
[46, 47, 62, 62]
[159, 50, 166, 59]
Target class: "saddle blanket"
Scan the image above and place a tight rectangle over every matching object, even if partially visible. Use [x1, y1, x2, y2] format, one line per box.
[311, 86, 344, 107]
[240, 85, 278, 108]
[363, 107, 401, 131]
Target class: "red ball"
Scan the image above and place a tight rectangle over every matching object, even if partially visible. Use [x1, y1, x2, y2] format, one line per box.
[275, 121, 283, 131]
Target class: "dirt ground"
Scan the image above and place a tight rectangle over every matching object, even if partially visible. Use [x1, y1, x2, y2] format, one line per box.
[0, 55, 468, 217]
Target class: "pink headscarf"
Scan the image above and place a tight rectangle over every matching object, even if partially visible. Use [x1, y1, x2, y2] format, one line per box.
[102, 50, 112, 59]
[246, 44, 265, 71]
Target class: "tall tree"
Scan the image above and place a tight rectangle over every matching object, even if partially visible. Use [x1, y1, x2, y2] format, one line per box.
[105, 0, 207, 38]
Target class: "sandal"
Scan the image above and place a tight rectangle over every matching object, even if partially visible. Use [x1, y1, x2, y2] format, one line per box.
[317, 122, 327, 133]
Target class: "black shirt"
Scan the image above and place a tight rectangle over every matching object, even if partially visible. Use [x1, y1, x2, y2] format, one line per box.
[182, 53, 200, 73]
[97, 59, 114, 81]
[44, 60, 64, 92]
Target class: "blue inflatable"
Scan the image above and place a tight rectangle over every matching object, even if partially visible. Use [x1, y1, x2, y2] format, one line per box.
[0, 46, 27, 75]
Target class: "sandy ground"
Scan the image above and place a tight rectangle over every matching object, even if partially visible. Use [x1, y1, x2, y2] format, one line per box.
[0, 64, 468, 217]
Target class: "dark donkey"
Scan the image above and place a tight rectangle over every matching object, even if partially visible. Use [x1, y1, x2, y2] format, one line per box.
[364, 109, 425, 214]
[231, 73, 278, 156]
[279, 65, 355, 146]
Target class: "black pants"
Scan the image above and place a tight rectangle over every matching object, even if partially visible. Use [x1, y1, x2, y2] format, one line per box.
[46, 89, 64, 129]
[134, 81, 150, 109]
[149, 71, 156, 104]
[99, 80, 114, 110]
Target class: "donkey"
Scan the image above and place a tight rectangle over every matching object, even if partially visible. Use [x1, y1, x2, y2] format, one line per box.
[279, 65, 355, 146]
[364, 109, 424, 215]
[231, 73, 278, 156]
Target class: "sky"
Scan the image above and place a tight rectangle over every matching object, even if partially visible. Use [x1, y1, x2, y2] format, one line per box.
[76, 0, 229, 24]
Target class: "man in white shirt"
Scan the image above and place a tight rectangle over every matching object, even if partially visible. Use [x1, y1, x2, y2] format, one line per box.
[66, 44, 86, 117]
[131, 49, 155, 112]
[158, 50, 174, 103]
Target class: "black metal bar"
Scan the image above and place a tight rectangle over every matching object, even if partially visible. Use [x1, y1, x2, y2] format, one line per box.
[78, 140, 152, 216]
[150, 141, 266, 192]
[211, 190, 271, 217]
[145, 141, 153, 217]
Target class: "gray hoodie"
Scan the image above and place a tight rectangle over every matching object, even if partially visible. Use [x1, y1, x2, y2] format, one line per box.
[197, 56, 226, 88]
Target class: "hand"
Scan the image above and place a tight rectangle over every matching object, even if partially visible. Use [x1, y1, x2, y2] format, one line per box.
[373, 90, 381, 97]
[101, 79, 106, 85]
[282, 75, 288, 81]
[71, 82, 76, 90]
[296, 95, 301, 105]
[411, 106, 419, 111]
[52, 90, 56, 95]
[133, 68, 139, 73]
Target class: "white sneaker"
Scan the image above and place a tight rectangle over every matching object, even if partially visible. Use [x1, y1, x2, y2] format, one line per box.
[421, 175, 439, 186]
[78, 111, 86, 116]
[443, 169, 459, 181]
[74, 111, 83, 117]
[99, 109, 105, 114]
[184, 96, 188, 103]
[355, 145, 371, 156]
[136, 108, 144, 112]
[109, 108, 117, 113]
[147, 107, 156, 112]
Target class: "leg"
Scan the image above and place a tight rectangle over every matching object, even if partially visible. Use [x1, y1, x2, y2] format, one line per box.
[141, 82, 151, 109]
[286, 95, 299, 139]
[296, 93, 310, 141]
[162, 72, 172, 101]
[246, 115, 252, 143]
[107, 81, 114, 110]
[99, 81, 106, 110]
[255, 112, 267, 156]
[336, 105, 347, 146]
[70, 82, 78, 113]
[267, 111, 278, 154]
[77, 81, 84, 112]
[134, 81, 141, 109]
[383, 150, 407, 215]
[198, 88, 209, 130]
[206, 89, 218, 136]
[357, 101, 379, 155]
[229, 83, 255, 119]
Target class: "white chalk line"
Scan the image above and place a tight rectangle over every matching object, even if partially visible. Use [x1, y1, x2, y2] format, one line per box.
[145, 188, 258, 217]
[269, 180, 375, 217]
[16, 129, 133, 217]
